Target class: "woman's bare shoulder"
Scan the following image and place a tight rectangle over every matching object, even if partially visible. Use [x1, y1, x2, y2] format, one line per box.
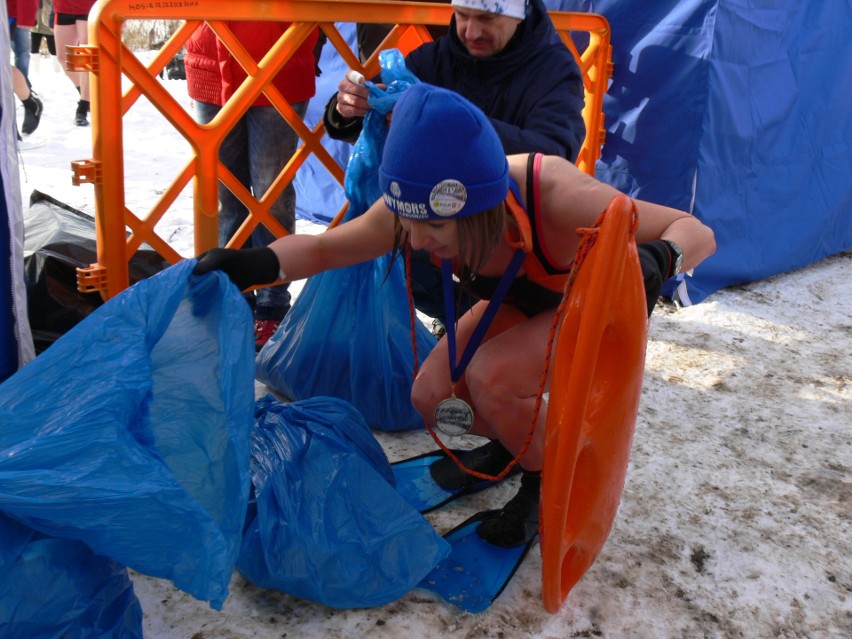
[508, 154, 586, 184]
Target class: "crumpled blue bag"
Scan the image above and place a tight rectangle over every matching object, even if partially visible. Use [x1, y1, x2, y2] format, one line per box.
[256, 50, 436, 431]
[0, 260, 255, 623]
[236, 395, 450, 608]
[0, 513, 143, 639]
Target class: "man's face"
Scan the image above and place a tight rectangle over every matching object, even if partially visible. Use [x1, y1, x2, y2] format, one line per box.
[454, 8, 522, 58]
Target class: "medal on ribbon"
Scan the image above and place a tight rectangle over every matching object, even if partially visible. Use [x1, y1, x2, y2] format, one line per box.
[433, 251, 526, 436]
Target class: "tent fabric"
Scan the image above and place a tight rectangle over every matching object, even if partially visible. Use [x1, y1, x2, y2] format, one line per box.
[550, 0, 852, 302]
[0, 4, 35, 382]
[297, 7, 852, 302]
[294, 23, 354, 224]
[691, 2, 852, 300]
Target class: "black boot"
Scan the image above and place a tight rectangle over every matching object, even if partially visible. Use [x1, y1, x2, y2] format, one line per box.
[75, 99, 90, 127]
[430, 440, 517, 490]
[21, 92, 43, 135]
[476, 470, 541, 547]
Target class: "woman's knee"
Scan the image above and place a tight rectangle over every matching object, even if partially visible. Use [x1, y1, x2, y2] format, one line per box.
[466, 357, 515, 418]
[410, 374, 442, 418]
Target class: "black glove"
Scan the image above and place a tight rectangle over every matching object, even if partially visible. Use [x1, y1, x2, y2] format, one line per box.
[193, 247, 280, 291]
[636, 241, 673, 317]
[322, 93, 364, 144]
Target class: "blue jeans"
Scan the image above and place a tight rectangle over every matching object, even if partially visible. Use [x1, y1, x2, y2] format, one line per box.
[195, 100, 308, 320]
[11, 24, 31, 79]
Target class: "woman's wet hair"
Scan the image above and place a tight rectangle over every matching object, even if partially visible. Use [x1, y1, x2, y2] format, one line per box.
[455, 202, 507, 278]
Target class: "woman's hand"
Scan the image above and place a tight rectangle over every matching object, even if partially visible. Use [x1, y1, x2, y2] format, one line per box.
[193, 247, 280, 291]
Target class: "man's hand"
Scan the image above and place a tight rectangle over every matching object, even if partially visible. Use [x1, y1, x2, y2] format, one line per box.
[193, 247, 280, 291]
[636, 241, 673, 317]
[335, 70, 372, 119]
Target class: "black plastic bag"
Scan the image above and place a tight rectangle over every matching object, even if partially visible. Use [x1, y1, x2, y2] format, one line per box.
[22, 190, 168, 352]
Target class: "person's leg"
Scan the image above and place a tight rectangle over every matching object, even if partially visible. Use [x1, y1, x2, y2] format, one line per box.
[75, 19, 89, 101]
[53, 18, 83, 92]
[464, 310, 553, 546]
[245, 101, 308, 322]
[12, 25, 31, 79]
[10, 66, 30, 101]
[11, 66, 43, 135]
[73, 18, 90, 125]
[199, 105, 251, 249]
[29, 32, 42, 73]
[33, 32, 59, 72]
[462, 310, 554, 470]
[475, 468, 541, 547]
[411, 303, 550, 546]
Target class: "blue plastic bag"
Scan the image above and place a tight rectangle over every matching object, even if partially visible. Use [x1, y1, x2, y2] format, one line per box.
[256, 51, 436, 431]
[0, 260, 255, 615]
[0, 513, 143, 639]
[237, 395, 450, 608]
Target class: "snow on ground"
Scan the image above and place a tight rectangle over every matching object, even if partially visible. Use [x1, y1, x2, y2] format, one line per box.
[14, 51, 851, 639]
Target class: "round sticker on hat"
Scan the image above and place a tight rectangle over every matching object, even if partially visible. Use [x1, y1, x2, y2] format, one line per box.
[429, 179, 467, 217]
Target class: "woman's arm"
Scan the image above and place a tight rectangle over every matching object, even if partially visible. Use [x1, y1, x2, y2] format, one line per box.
[194, 199, 397, 289]
[269, 199, 397, 281]
[524, 154, 715, 273]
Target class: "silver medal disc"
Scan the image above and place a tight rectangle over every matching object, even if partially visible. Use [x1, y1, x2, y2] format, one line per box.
[434, 396, 474, 437]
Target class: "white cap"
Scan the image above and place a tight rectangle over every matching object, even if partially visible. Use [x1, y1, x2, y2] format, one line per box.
[451, 0, 528, 20]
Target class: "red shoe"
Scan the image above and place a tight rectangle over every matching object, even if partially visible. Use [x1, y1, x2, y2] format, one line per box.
[254, 319, 281, 351]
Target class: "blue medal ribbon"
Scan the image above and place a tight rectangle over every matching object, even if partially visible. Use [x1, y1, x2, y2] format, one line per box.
[441, 248, 528, 385]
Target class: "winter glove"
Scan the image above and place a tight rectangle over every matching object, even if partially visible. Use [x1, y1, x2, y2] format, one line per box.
[636, 240, 674, 317]
[193, 247, 280, 291]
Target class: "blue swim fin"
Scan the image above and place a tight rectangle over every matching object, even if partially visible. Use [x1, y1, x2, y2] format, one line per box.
[416, 510, 538, 613]
[390, 449, 516, 514]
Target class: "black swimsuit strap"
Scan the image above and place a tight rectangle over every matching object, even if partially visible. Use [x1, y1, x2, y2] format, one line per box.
[523, 153, 560, 275]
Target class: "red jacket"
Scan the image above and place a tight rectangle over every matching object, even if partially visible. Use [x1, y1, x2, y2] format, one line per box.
[7, 0, 38, 27]
[52, 0, 96, 16]
[185, 22, 318, 107]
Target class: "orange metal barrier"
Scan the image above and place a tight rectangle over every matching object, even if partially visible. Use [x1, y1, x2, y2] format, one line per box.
[70, 0, 611, 299]
[540, 194, 648, 613]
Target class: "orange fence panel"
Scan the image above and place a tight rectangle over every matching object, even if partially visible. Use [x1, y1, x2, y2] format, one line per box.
[540, 195, 648, 613]
[71, 0, 611, 300]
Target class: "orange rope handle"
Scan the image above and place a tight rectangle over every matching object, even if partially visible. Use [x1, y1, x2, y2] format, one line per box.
[404, 199, 639, 481]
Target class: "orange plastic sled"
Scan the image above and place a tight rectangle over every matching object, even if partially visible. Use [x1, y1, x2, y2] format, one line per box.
[540, 194, 649, 613]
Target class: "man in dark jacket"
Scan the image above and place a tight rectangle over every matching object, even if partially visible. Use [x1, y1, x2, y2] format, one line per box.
[325, 0, 585, 162]
[324, 0, 585, 324]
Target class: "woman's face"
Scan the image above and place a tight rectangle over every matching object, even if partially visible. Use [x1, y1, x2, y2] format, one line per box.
[399, 217, 459, 259]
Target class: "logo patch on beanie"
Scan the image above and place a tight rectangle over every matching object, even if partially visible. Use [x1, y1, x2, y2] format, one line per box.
[429, 180, 468, 217]
[384, 181, 429, 218]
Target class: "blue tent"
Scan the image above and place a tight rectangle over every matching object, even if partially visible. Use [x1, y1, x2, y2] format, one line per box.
[296, 4, 852, 303]
[538, 1, 852, 302]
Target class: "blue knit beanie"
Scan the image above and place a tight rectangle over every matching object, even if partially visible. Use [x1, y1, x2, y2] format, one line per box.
[379, 84, 509, 220]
